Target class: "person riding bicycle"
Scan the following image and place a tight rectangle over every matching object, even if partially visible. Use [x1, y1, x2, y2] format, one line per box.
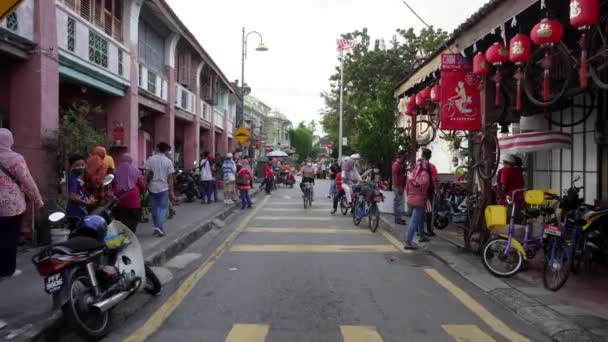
[298, 160, 316, 199]
[341, 154, 361, 205]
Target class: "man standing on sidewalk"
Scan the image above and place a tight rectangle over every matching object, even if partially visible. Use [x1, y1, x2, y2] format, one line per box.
[199, 151, 214, 204]
[392, 150, 406, 225]
[144, 142, 175, 237]
[422, 148, 438, 237]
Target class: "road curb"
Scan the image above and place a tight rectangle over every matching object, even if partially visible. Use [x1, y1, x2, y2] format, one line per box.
[17, 189, 261, 342]
[377, 215, 603, 342]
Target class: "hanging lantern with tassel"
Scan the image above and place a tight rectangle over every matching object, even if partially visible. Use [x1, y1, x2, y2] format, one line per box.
[430, 85, 441, 102]
[531, 18, 564, 104]
[485, 42, 509, 106]
[415, 92, 426, 106]
[509, 33, 531, 111]
[473, 52, 490, 76]
[570, 0, 599, 88]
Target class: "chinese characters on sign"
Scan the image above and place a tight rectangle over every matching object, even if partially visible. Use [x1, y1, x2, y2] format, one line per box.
[440, 54, 482, 131]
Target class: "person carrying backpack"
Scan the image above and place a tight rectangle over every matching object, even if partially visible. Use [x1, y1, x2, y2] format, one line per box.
[236, 165, 253, 209]
[421, 148, 438, 237]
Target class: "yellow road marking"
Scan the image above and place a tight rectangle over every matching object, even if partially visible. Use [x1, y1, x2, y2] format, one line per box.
[442, 324, 496, 342]
[425, 269, 530, 342]
[225, 324, 269, 342]
[340, 325, 383, 342]
[124, 196, 271, 342]
[247, 227, 370, 234]
[379, 228, 407, 253]
[231, 244, 397, 253]
[255, 216, 347, 221]
[261, 208, 329, 212]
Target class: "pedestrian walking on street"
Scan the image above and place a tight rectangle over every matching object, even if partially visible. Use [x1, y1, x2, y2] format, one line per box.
[222, 153, 237, 204]
[328, 161, 339, 199]
[422, 148, 438, 237]
[199, 151, 214, 204]
[392, 150, 407, 225]
[113, 154, 145, 232]
[144, 142, 176, 237]
[262, 162, 274, 194]
[236, 165, 253, 209]
[212, 153, 222, 202]
[331, 165, 344, 215]
[0, 128, 44, 279]
[404, 158, 431, 250]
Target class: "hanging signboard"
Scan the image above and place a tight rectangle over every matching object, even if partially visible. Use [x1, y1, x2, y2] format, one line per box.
[0, 0, 22, 21]
[440, 54, 482, 131]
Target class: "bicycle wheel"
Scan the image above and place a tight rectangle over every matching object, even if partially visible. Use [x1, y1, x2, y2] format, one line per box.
[340, 197, 349, 215]
[368, 202, 380, 232]
[416, 120, 436, 146]
[482, 237, 524, 277]
[543, 237, 572, 291]
[545, 91, 595, 128]
[589, 22, 608, 89]
[353, 199, 362, 225]
[303, 190, 309, 209]
[524, 44, 572, 107]
[571, 231, 588, 274]
[476, 133, 500, 181]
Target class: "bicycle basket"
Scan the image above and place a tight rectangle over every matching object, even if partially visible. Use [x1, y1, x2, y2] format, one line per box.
[485, 205, 507, 230]
[352, 184, 363, 193]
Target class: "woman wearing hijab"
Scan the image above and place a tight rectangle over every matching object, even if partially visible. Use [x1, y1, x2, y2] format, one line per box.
[85, 146, 109, 205]
[0, 128, 44, 279]
[112, 154, 145, 232]
[404, 158, 431, 250]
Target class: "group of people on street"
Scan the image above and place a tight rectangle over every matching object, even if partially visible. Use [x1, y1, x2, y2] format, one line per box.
[199, 151, 255, 209]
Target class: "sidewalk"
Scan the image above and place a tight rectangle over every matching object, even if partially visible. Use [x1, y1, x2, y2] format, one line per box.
[379, 213, 608, 342]
[0, 189, 259, 341]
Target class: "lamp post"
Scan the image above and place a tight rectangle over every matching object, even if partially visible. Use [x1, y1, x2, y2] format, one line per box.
[240, 27, 268, 127]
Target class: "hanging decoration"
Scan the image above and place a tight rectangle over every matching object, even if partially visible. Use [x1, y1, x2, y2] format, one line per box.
[406, 96, 417, 116]
[430, 85, 441, 102]
[473, 52, 490, 76]
[509, 33, 532, 111]
[485, 42, 509, 106]
[415, 91, 426, 106]
[530, 17, 564, 104]
[439, 53, 481, 131]
[570, 0, 599, 88]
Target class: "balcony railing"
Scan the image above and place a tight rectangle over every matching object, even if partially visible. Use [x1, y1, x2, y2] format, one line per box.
[0, 0, 34, 41]
[138, 64, 168, 100]
[200, 100, 211, 123]
[175, 84, 195, 113]
[214, 109, 224, 129]
[56, 4, 129, 81]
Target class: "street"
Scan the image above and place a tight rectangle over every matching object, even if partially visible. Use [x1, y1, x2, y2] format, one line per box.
[109, 180, 547, 342]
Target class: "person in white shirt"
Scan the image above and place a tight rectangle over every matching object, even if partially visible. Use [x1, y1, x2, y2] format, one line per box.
[143, 142, 175, 237]
[199, 151, 215, 204]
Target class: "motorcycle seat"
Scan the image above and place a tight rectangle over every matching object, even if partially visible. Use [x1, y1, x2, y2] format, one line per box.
[52, 237, 103, 254]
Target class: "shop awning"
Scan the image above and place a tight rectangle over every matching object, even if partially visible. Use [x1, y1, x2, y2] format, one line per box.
[499, 132, 572, 155]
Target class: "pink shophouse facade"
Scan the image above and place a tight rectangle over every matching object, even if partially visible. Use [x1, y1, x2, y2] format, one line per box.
[0, 0, 238, 203]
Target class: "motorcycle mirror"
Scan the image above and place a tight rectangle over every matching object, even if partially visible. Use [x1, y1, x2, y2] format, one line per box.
[48, 212, 66, 222]
[103, 174, 115, 186]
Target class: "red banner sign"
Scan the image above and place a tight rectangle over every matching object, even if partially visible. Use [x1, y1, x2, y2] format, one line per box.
[440, 54, 482, 131]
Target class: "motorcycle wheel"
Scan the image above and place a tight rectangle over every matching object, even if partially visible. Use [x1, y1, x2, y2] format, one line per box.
[63, 269, 110, 339]
[144, 264, 162, 295]
[481, 238, 523, 277]
[544, 238, 572, 291]
[434, 215, 449, 230]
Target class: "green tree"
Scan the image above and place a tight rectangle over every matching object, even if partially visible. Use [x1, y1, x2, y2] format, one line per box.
[289, 122, 313, 162]
[321, 27, 447, 177]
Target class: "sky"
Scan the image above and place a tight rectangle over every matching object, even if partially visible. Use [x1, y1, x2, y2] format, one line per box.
[167, 0, 489, 135]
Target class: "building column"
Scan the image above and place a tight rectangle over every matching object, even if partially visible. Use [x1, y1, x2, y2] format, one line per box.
[156, 65, 175, 148]
[209, 108, 216, 155]
[184, 100, 200, 167]
[10, 0, 59, 203]
[220, 110, 228, 154]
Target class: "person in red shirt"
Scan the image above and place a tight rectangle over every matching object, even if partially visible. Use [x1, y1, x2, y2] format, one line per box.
[260, 163, 274, 195]
[422, 148, 439, 237]
[331, 165, 344, 215]
[499, 154, 525, 205]
[392, 150, 407, 225]
[236, 165, 253, 209]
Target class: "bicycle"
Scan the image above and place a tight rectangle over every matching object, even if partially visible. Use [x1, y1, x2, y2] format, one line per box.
[482, 189, 557, 277]
[302, 182, 313, 209]
[339, 183, 361, 215]
[352, 182, 383, 232]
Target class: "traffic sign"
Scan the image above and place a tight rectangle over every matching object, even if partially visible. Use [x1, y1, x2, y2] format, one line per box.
[233, 125, 252, 144]
[0, 0, 23, 21]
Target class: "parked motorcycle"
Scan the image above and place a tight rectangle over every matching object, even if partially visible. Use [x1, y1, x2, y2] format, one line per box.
[175, 167, 200, 202]
[32, 175, 161, 339]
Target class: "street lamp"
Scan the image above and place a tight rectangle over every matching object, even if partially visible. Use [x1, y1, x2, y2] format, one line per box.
[240, 27, 268, 126]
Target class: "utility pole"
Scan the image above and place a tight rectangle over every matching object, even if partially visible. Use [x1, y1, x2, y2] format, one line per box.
[338, 54, 344, 160]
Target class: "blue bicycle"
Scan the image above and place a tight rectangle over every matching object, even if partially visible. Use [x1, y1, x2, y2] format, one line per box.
[352, 182, 383, 232]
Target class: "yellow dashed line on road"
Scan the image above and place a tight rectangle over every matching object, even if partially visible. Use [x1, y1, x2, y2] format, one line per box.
[225, 324, 269, 342]
[231, 244, 398, 253]
[425, 268, 530, 342]
[123, 196, 271, 342]
[246, 227, 371, 234]
[442, 324, 496, 341]
[340, 325, 383, 342]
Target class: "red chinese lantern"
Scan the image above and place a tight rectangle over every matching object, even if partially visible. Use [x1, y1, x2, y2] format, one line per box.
[530, 18, 564, 46]
[415, 92, 425, 106]
[430, 85, 441, 102]
[509, 34, 532, 111]
[405, 96, 416, 116]
[112, 123, 125, 146]
[485, 43, 509, 106]
[570, 0, 599, 88]
[473, 52, 490, 76]
[420, 87, 432, 101]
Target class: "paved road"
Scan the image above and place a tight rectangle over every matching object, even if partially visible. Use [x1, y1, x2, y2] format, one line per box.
[113, 181, 548, 342]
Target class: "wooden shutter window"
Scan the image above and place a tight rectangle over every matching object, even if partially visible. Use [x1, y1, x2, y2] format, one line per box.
[65, 0, 77, 11]
[80, 0, 92, 21]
